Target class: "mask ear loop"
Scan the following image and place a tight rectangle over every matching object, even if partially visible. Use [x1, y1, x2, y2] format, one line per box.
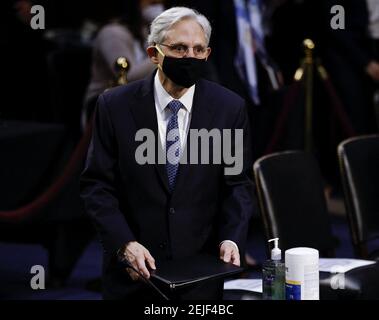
[205, 46, 210, 61]
[155, 44, 165, 71]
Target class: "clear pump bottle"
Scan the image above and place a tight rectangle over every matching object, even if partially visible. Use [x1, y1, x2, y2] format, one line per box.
[262, 238, 285, 300]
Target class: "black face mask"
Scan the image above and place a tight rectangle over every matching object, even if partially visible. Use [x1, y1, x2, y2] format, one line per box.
[161, 56, 207, 88]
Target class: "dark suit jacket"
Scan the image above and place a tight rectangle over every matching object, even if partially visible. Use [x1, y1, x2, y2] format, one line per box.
[80, 71, 254, 299]
[323, 0, 372, 70]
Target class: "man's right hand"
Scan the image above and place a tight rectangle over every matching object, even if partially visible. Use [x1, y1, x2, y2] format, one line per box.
[121, 241, 156, 281]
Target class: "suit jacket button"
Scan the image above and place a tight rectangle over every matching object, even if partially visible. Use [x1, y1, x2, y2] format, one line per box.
[169, 207, 175, 214]
[159, 242, 166, 249]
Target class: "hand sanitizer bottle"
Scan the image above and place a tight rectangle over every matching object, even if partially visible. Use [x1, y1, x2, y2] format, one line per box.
[262, 238, 285, 300]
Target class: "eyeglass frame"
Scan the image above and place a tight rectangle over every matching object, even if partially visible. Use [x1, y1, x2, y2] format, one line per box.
[156, 42, 210, 58]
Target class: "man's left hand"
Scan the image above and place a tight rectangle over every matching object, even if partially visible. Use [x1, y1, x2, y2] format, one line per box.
[220, 242, 240, 266]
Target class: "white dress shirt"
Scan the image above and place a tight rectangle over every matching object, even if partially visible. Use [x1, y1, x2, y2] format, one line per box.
[153, 72, 239, 254]
[153, 72, 194, 151]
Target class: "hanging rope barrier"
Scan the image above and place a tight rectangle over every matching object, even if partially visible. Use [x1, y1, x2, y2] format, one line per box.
[264, 81, 303, 154]
[0, 57, 131, 223]
[264, 39, 356, 155]
[0, 119, 93, 223]
[317, 62, 356, 137]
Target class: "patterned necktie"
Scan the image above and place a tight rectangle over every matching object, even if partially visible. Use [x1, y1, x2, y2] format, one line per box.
[166, 100, 183, 192]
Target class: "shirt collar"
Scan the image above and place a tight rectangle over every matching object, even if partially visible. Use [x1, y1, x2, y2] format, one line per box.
[154, 72, 195, 114]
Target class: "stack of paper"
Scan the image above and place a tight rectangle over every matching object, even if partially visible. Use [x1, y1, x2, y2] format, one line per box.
[224, 279, 262, 293]
[319, 258, 376, 273]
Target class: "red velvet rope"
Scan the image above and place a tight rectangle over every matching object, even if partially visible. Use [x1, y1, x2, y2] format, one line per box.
[264, 72, 356, 155]
[0, 120, 93, 223]
[320, 77, 356, 137]
[264, 81, 302, 154]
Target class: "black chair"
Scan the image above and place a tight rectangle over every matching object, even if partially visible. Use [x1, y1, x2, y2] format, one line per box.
[252, 150, 379, 300]
[253, 151, 336, 257]
[338, 135, 379, 261]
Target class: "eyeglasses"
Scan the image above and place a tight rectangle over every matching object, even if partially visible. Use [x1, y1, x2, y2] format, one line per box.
[158, 43, 208, 58]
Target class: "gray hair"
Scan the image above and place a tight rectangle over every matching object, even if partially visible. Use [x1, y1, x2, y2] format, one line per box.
[147, 7, 212, 46]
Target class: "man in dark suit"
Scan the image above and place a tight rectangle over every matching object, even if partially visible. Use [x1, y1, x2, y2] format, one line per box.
[80, 7, 254, 300]
[322, 0, 378, 134]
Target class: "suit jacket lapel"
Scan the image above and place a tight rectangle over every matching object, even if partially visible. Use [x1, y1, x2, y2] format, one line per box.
[173, 79, 216, 196]
[130, 71, 170, 193]
[187, 79, 215, 131]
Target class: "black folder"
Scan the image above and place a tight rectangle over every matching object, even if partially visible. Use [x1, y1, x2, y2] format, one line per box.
[150, 254, 244, 290]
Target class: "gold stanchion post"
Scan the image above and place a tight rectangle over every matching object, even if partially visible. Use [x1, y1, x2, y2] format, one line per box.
[114, 57, 130, 86]
[274, 39, 354, 154]
[303, 39, 315, 153]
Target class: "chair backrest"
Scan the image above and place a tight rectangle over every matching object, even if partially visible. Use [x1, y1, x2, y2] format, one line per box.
[254, 151, 335, 257]
[338, 135, 379, 258]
